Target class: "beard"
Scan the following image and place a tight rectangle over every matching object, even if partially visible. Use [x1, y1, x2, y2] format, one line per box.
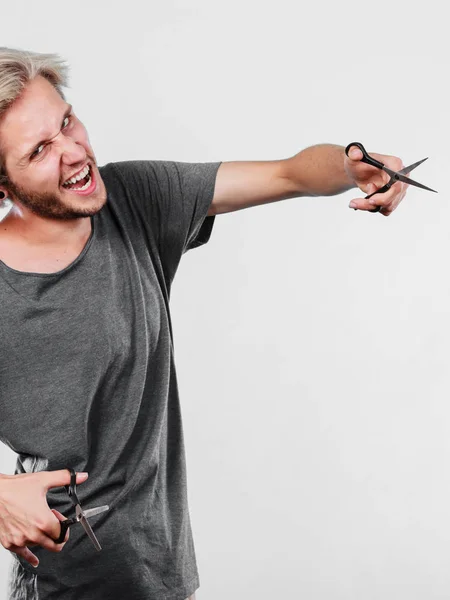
[6, 170, 106, 221]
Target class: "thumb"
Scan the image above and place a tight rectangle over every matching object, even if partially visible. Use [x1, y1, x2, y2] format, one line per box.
[348, 147, 363, 161]
[42, 469, 89, 491]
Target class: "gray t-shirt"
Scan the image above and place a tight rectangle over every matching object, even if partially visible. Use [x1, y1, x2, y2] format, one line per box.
[0, 159, 221, 600]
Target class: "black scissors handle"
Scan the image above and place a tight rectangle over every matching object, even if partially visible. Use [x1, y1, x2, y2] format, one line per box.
[55, 517, 73, 544]
[345, 142, 389, 211]
[53, 468, 78, 544]
[65, 467, 79, 503]
[345, 142, 385, 170]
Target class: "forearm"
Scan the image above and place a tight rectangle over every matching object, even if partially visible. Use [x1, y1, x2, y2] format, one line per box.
[282, 143, 356, 197]
[209, 143, 358, 215]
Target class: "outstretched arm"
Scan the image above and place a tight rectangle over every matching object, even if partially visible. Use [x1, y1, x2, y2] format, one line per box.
[208, 143, 406, 217]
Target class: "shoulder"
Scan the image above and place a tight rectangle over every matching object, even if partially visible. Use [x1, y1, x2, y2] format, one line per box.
[97, 161, 153, 200]
[98, 160, 176, 192]
[99, 160, 151, 182]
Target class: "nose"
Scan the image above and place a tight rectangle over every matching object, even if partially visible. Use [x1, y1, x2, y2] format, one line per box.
[57, 132, 87, 165]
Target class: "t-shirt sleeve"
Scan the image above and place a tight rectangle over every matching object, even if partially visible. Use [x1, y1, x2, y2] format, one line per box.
[110, 159, 222, 284]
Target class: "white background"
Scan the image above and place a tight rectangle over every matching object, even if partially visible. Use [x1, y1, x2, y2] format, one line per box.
[1, 1, 449, 598]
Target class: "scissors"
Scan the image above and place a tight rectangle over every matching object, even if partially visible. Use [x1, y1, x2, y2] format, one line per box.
[53, 467, 109, 551]
[345, 142, 437, 212]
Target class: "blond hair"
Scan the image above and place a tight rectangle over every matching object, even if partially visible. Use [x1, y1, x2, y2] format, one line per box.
[0, 47, 69, 187]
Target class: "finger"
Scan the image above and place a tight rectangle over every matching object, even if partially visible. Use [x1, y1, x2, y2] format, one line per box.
[51, 509, 67, 521]
[349, 184, 385, 212]
[33, 529, 67, 552]
[37, 511, 69, 548]
[369, 181, 405, 215]
[9, 545, 40, 568]
[349, 198, 382, 212]
[350, 181, 406, 214]
[24, 511, 68, 550]
[41, 470, 88, 492]
[51, 509, 70, 543]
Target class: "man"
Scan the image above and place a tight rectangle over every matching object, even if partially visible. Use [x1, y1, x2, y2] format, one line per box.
[0, 47, 407, 600]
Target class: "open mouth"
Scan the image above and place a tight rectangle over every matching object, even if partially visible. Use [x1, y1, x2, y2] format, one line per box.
[62, 164, 96, 195]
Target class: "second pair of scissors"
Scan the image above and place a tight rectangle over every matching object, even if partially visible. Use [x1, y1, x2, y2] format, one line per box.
[345, 142, 437, 213]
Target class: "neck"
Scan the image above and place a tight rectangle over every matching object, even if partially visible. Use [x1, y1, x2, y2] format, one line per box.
[0, 200, 92, 247]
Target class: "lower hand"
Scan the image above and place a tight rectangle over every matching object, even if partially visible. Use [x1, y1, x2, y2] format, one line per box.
[345, 146, 409, 216]
[0, 470, 88, 567]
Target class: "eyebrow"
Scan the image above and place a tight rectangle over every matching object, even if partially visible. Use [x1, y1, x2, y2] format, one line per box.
[22, 104, 73, 160]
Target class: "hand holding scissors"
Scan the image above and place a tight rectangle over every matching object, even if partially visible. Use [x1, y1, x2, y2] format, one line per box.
[52, 467, 109, 551]
[344, 142, 437, 215]
[0, 468, 107, 568]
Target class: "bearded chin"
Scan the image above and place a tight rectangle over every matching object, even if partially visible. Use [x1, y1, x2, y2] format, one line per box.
[7, 180, 99, 220]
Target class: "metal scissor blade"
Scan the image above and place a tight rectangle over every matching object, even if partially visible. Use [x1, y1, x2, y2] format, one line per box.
[76, 505, 102, 551]
[79, 515, 102, 551]
[399, 157, 428, 175]
[382, 165, 437, 193]
[81, 505, 109, 519]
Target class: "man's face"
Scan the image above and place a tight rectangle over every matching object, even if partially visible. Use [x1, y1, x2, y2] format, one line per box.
[0, 75, 107, 220]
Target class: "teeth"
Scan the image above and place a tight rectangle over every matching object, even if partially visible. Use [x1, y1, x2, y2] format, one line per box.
[63, 165, 90, 187]
[70, 173, 92, 191]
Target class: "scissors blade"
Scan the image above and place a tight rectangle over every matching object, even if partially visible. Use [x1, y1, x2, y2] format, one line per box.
[76, 505, 102, 551]
[81, 505, 109, 519]
[399, 157, 428, 175]
[382, 165, 437, 193]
